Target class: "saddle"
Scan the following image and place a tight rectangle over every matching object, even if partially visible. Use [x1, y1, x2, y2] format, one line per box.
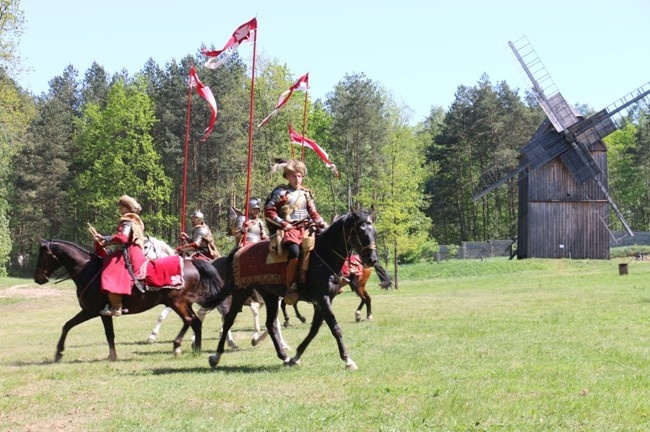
[139, 256, 184, 291]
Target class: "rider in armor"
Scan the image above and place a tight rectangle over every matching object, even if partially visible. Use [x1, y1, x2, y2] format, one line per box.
[176, 210, 220, 260]
[264, 159, 326, 305]
[235, 198, 269, 244]
[94, 195, 146, 317]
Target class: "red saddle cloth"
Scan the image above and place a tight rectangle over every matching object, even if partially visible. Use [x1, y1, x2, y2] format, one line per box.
[233, 241, 286, 288]
[143, 256, 184, 289]
[341, 255, 363, 277]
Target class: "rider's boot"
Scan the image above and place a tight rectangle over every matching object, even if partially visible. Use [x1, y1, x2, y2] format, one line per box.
[284, 258, 300, 306]
[100, 293, 123, 316]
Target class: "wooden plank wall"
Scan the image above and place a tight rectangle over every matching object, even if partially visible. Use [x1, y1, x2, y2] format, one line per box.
[521, 151, 610, 259]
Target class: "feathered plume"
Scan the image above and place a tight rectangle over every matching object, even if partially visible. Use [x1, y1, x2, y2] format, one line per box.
[271, 158, 289, 175]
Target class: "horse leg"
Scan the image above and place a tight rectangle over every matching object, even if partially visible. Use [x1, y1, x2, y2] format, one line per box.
[250, 300, 267, 346]
[170, 302, 201, 356]
[288, 307, 324, 367]
[215, 303, 238, 350]
[257, 291, 290, 363]
[355, 299, 365, 322]
[365, 294, 372, 321]
[147, 306, 172, 343]
[294, 304, 307, 323]
[55, 309, 107, 362]
[277, 299, 290, 351]
[293, 296, 357, 370]
[209, 288, 247, 369]
[280, 299, 291, 328]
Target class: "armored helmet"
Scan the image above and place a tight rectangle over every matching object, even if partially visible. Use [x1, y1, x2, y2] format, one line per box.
[248, 198, 261, 210]
[192, 210, 204, 219]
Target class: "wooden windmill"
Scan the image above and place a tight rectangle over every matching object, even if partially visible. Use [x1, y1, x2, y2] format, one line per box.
[474, 36, 650, 259]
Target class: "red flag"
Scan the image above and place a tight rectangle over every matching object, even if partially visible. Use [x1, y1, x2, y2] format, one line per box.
[202, 18, 257, 69]
[189, 66, 217, 141]
[258, 73, 309, 128]
[288, 124, 338, 177]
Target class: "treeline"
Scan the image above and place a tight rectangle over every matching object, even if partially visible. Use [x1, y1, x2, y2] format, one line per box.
[2, 11, 650, 280]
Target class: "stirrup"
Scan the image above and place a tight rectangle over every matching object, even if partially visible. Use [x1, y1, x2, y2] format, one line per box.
[99, 304, 122, 317]
[284, 283, 300, 306]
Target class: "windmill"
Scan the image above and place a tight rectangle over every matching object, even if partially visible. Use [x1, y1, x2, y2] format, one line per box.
[474, 36, 650, 259]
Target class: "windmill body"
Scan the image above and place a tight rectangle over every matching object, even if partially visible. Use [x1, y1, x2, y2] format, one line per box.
[474, 36, 649, 259]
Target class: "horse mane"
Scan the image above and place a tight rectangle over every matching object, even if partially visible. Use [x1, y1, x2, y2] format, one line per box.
[50, 239, 92, 256]
[144, 235, 176, 256]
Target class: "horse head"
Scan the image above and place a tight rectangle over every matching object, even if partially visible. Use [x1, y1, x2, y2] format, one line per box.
[143, 235, 176, 260]
[34, 238, 61, 284]
[343, 209, 379, 268]
[34, 239, 93, 285]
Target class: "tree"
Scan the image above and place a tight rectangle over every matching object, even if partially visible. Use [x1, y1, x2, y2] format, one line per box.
[68, 76, 172, 239]
[326, 73, 389, 207]
[2, 70, 34, 275]
[9, 65, 78, 265]
[367, 105, 431, 287]
[0, 0, 25, 76]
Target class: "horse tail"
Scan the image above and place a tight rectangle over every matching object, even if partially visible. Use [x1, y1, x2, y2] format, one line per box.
[374, 262, 392, 289]
[199, 252, 236, 309]
[192, 259, 225, 306]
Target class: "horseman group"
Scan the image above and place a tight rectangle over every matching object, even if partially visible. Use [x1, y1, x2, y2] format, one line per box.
[92, 158, 336, 317]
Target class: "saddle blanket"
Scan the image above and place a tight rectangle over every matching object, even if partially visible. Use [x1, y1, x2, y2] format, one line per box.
[233, 241, 286, 288]
[142, 256, 184, 290]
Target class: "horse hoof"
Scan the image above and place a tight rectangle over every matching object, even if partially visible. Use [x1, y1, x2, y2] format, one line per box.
[251, 332, 268, 347]
[147, 335, 157, 344]
[209, 354, 221, 369]
[174, 347, 182, 357]
[54, 352, 63, 362]
[285, 357, 300, 367]
[345, 360, 358, 371]
[283, 320, 291, 328]
[355, 312, 361, 322]
[367, 315, 373, 321]
[228, 341, 240, 350]
[298, 316, 306, 324]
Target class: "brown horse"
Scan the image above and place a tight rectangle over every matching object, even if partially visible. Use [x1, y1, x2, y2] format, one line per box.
[34, 239, 224, 362]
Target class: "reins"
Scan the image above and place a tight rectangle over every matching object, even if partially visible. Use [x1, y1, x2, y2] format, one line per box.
[311, 214, 375, 282]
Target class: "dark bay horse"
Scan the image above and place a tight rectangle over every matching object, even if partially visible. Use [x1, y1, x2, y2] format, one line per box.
[34, 239, 223, 362]
[203, 209, 379, 370]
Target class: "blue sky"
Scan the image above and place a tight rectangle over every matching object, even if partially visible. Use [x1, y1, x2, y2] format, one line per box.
[16, 0, 650, 123]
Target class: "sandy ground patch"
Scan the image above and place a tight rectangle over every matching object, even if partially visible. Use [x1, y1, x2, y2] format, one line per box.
[0, 283, 63, 298]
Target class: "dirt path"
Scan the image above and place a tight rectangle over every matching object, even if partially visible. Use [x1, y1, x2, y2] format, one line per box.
[0, 283, 64, 298]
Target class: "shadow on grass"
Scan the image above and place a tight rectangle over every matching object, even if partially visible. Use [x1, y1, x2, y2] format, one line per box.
[150, 363, 286, 375]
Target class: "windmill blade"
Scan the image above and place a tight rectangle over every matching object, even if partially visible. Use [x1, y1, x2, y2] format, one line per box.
[509, 36, 579, 133]
[560, 140, 602, 184]
[568, 82, 650, 145]
[592, 175, 633, 237]
[473, 166, 522, 201]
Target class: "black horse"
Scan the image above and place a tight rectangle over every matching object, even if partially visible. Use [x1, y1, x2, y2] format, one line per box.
[203, 209, 380, 370]
[34, 239, 223, 362]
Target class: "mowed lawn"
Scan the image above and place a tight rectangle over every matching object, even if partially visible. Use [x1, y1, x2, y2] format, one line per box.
[2, 258, 650, 431]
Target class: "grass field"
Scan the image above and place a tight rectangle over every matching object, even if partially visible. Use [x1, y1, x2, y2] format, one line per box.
[2, 258, 650, 431]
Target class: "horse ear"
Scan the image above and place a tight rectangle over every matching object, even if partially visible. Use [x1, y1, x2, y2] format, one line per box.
[369, 205, 376, 220]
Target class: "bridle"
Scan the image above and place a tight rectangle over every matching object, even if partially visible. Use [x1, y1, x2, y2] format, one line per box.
[37, 240, 94, 285]
[313, 213, 376, 279]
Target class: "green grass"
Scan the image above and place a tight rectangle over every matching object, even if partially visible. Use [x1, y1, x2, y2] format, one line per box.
[3, 258, 650, 431]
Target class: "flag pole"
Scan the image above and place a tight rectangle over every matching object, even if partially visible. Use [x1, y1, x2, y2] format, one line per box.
[181, 69, 193, 234]
[242, 25, 258, 247]
[300, 88, 308, 161]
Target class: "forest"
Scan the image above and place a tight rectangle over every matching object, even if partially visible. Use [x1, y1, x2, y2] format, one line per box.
[1, 0, 649, 280]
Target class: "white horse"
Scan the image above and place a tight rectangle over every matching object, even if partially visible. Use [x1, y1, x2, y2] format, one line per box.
[142, 236, 289, 350]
